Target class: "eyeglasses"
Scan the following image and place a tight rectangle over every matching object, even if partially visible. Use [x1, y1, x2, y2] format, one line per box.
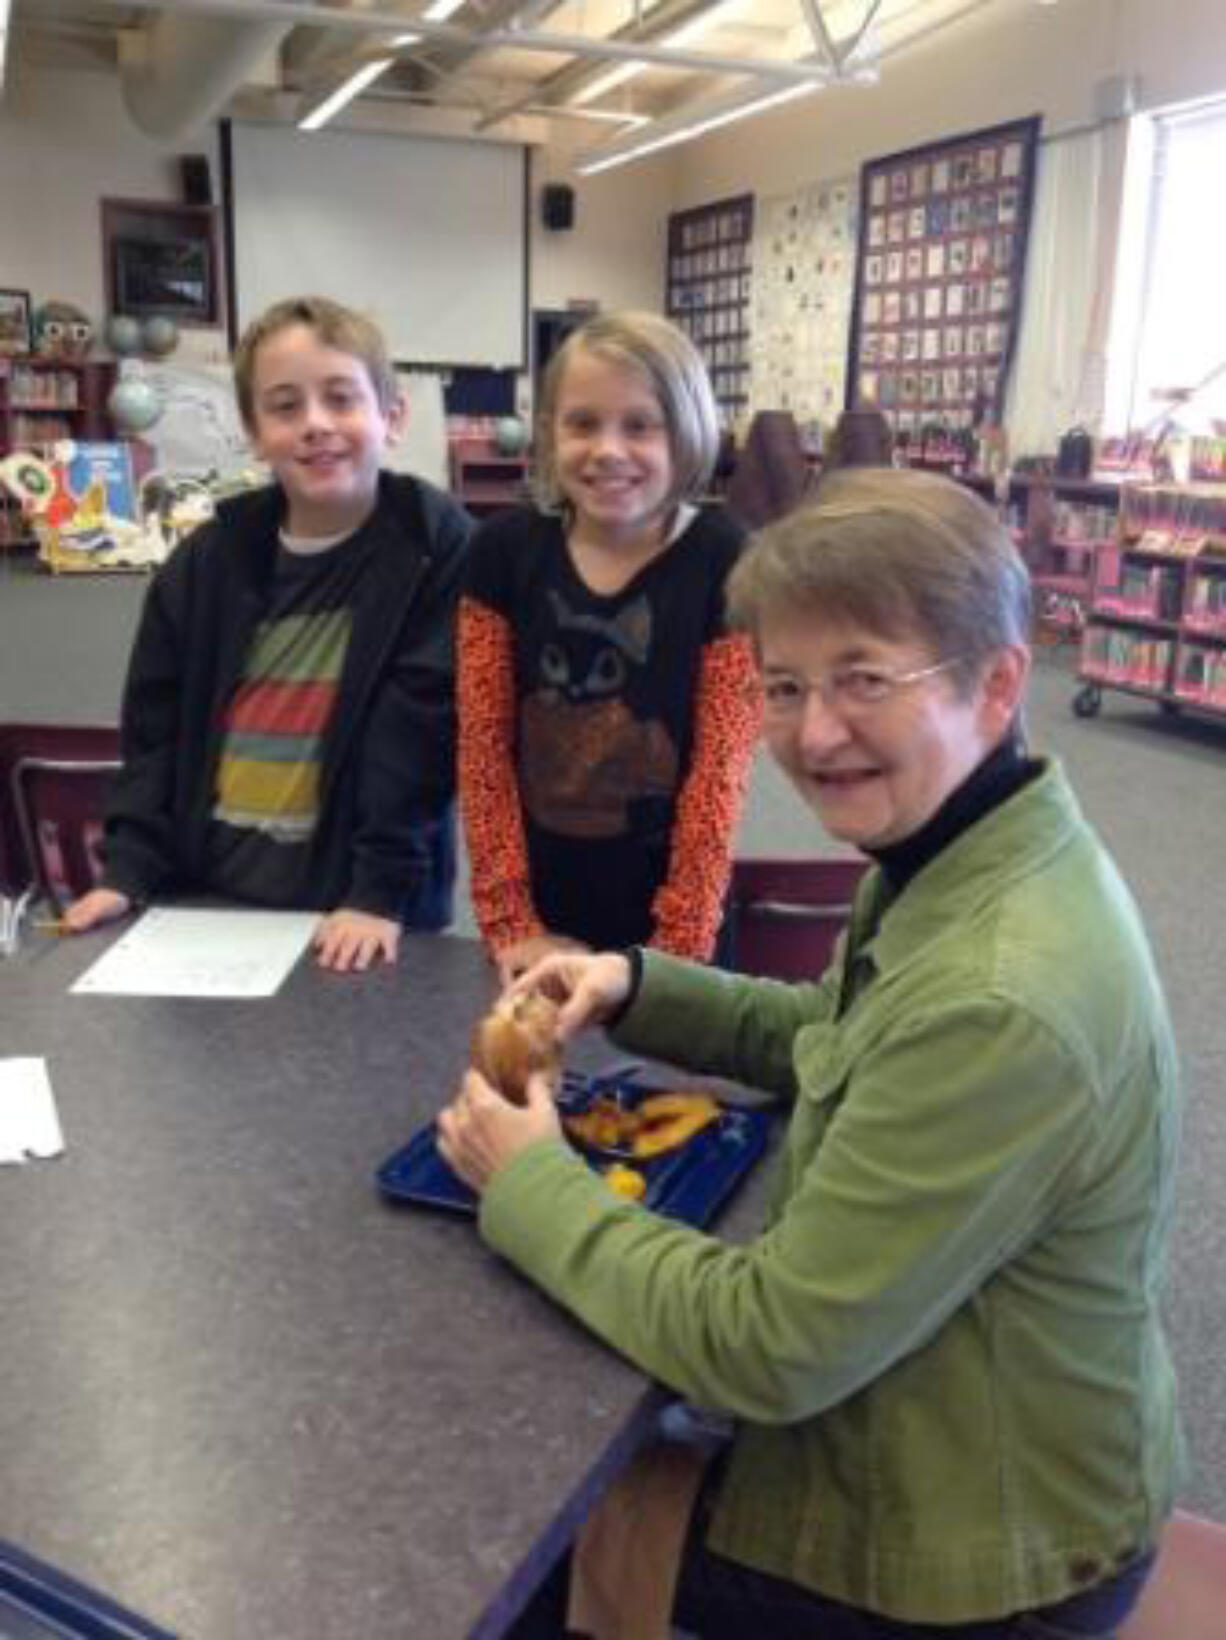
[762, 656, 967, 719]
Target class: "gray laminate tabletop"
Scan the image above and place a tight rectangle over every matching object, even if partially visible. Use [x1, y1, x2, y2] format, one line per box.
[0, 928, 767, 1640]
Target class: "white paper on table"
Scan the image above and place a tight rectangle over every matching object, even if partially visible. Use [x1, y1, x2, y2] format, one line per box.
[71, 908, 319, 999]
[0, 1058, 65, 1164]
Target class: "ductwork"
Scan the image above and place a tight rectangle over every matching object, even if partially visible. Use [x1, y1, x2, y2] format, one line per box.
[119, 6, 296, 142]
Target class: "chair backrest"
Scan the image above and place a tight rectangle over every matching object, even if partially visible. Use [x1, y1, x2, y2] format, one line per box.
[1118, 1510, 1226, 1640]
[0, 724, 121, 910]
[727, 856, 870, 982]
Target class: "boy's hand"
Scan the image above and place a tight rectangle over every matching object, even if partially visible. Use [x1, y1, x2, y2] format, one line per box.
[436, 1067, 562, 1194]
[495, 932, 589, 987]
[62, 887, 132, 933]
[314, 908, 400, 971]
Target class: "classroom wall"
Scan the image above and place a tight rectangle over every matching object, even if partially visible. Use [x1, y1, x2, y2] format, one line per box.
[673, 0, 1226, 205]
[0, 55, 670, 372]
[529, 154, 675, 316]
[0, 63, 228, 367]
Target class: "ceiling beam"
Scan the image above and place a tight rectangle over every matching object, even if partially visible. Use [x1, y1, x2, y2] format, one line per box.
[82, 0, 832, 85]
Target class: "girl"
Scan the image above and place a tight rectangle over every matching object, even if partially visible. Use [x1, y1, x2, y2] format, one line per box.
[458, 311, 760, 983]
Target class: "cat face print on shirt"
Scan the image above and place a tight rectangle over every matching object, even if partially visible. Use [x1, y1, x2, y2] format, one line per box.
[519, 590, 679, 839]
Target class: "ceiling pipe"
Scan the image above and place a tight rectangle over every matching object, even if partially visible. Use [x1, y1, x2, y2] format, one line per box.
[119, 3, 297, 141]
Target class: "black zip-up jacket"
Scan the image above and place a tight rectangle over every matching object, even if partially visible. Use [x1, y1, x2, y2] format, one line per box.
[101, 471, 472, 927]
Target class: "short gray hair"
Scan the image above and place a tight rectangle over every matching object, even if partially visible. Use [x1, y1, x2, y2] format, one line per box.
[727, 466, 1031, 696]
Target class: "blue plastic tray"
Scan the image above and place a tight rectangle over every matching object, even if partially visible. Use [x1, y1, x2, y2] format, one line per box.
[0, 1540, 175, 1639]
[377, 1066, 771, 1230]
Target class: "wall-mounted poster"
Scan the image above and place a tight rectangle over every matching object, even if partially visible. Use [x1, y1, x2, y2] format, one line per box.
[847, 117, 1040, 441]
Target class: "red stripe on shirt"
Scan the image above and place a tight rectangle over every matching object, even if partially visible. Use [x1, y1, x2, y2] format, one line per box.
[225, 679, 338, 736]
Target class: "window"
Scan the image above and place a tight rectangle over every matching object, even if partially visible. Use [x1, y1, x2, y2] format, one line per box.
[1111, 100, 1226, 437]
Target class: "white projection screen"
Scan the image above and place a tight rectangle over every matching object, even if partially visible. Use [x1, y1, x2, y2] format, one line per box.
[228, 121, 527, 368]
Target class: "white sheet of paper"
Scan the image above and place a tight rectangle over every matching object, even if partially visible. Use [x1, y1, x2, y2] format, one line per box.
[0, 1058, 65, 1164]
[71, 908, 319, 999]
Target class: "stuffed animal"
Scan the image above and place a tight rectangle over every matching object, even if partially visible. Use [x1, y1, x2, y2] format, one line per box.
[32, 301, 94, 360]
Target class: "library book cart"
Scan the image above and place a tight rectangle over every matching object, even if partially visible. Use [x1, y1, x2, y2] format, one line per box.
[1072, 482, 1226, 720]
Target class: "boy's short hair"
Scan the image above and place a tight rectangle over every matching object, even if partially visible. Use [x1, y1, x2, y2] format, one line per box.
[533, 310, 720, 512]
[232, 296, 399, 430]
[727, 466, 1031, 697]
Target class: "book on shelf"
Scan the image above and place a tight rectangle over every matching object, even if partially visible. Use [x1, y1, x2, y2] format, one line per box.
[1175, 644, 1226, 707]
[1081, 627, 1173, 690]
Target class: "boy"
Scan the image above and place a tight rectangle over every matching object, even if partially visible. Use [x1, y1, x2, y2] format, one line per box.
[65, 296, 472, 971]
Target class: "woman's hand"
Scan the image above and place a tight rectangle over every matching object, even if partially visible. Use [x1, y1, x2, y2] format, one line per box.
[314, 908, 400, 971]
[61, 887, 132, 933]
[495, 932, 589, 987]
[436, 1067, 562, 1194]
[507, 950, 634, 1044]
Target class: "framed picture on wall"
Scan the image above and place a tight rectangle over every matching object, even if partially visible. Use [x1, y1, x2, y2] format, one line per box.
[846, 116, 1040, 440]
[0, 288, 32, 355]
[101, 199, 222, 326]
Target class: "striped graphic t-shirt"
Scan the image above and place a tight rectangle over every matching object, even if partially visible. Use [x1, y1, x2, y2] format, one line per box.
[204, 528, 373, 906]
[214, 610, 350, 840]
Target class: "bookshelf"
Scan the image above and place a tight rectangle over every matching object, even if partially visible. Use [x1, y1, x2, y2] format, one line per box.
[0, 356, 117, 549]
[665, 194, 754, 426]
[948, 469, 1121, 641]
[1072, 482, 1226, 720]
[1010, 476, 1120, 640]
[448, 435, 530, 518]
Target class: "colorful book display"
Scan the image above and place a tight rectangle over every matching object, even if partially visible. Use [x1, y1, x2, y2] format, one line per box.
[0, 440, 159, 571]
[1076, 483, 1226, 718]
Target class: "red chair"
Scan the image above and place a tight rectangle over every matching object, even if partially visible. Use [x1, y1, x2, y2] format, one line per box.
[0, 723, 121, 911]
[1118, 1510, 1226, 1639]
[726, 856, 869, 982]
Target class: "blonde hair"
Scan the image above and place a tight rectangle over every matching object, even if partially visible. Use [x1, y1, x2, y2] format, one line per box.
[533, 310, 720, 512]
[232, 295, 398, 432]
[727, 466, 1031, 697]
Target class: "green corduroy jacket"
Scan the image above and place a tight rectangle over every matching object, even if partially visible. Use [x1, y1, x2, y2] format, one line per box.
[481, 760, 1183, 1622]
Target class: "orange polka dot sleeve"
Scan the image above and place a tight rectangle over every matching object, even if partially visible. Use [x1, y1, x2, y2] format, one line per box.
[650, 629, 762, 959]
[457, 594, 546, 954]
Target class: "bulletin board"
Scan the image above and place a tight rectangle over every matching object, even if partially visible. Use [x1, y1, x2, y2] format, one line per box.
[846, 116, 1040, 441]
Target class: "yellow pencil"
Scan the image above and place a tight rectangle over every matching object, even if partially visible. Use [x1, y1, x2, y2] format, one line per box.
[32, 918, 70, 935]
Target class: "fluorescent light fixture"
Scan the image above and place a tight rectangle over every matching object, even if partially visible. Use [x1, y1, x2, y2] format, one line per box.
[573, 0, 743, 107]
[297, 31, 420, 131]
[423, 0, 468, 17]
[577, 78, 818, 174]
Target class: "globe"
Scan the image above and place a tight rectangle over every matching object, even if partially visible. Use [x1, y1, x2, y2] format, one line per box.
[108, 377, 163, 434]
[494, 416, 528, 456]
[105, 315, 143, 357]
[141, 315, 180, 357]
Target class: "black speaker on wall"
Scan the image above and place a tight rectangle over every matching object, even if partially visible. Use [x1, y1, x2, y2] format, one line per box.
[542, 183, 576, 231]
[180, 154, 213, 206]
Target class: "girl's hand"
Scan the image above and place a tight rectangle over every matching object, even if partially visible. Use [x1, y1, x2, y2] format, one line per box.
[437, 1067, 562, 1194]
[62, 887, 132, 933]
[314, 908, 400, 971]
[506, 950, 634, 1044]
[495, 932, 589, 987]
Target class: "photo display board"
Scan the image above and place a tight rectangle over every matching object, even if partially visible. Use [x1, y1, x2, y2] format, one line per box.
[666, 194, 754, 425]
[847, 117, 1040, 440]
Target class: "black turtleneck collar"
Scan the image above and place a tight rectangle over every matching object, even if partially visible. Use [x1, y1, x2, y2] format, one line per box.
[869, 736, 1041, 894]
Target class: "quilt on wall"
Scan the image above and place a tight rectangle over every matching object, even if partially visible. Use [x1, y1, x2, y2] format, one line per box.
[848, 116, 1041, 441]
[749, 176, 858, 432]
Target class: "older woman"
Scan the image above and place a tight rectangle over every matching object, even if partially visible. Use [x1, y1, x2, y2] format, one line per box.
[438, 467, 1181, 1639]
